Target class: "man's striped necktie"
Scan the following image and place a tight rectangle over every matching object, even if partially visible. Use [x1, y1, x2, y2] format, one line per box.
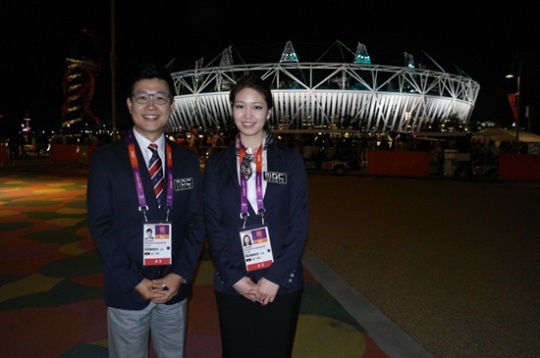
[148, 143, 164, 206]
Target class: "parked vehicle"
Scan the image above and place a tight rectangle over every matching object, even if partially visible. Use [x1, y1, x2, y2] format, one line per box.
[305, 159, 349, 175]
[472, 163, 498, 181]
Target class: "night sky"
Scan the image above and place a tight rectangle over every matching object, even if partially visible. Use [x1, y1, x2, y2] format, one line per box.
[1, 0, 538, 134]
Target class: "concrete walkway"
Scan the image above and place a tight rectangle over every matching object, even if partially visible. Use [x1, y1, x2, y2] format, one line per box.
[305, 174, 540, 357]
[303, 249, 432, 357]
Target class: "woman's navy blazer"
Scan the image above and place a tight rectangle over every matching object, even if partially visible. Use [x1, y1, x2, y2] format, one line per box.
[203, 141, 309, 295]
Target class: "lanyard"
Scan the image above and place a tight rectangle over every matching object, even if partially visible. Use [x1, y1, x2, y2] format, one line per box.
[127, 131, 174, 222]
[238, 141, 266, 228]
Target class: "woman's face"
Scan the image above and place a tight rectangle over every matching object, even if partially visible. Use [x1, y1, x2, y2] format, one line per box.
[232, 87, 270, 139]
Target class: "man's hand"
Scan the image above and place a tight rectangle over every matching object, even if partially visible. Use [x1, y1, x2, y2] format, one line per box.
[135, 278, 166, 301]
[151, 273, 184, 304]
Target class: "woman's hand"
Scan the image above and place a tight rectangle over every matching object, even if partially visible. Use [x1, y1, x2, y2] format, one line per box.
[233, 276, 258, 302]
[256, 277, 279, 306]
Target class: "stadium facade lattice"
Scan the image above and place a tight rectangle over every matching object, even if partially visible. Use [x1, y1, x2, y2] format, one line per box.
[168, 41, 480, 135]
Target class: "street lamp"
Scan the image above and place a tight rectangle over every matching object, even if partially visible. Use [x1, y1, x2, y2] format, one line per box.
[110, 0, 117, 132]
[505, 72, 520, 141]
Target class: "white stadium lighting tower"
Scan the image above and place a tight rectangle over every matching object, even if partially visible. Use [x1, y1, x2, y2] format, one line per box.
[354, 43, 371, 65]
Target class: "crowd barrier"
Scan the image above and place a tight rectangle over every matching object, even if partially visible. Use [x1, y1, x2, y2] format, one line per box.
[50, 144, 98, 165]
[0, 145, 8, 164]
[366, 150, 429, 177]
[498, 154, 540, 181]
[46, 144, 540, 181]
[366, 150, 540, 181]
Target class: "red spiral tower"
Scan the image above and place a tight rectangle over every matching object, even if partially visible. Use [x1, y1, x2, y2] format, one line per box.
[61, 28, 102, 129]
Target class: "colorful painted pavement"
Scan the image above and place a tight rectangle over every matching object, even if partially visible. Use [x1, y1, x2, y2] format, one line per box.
[0, 167, 387, 357]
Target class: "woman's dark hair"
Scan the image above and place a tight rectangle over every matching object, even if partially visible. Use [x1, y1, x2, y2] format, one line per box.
[127, 63, 176, 98]
[229, 73, 274, 109]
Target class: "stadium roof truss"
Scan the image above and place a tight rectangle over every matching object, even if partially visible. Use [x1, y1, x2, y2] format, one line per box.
[169, 42, 480, 134]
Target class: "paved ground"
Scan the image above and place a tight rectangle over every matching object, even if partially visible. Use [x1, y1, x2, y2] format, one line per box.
[3, 158, 539, 357]
[1, 160, 385, 357]
[306, 174, 540, 357]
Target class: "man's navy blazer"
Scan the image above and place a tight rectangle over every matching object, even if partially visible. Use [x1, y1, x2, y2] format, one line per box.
[87, 135, 205, 310]
[203, 141, 308, 295]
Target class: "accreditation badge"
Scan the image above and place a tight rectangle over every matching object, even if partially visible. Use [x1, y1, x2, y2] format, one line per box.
[143, 222, 172, 266]
[239, 225, 274, 272]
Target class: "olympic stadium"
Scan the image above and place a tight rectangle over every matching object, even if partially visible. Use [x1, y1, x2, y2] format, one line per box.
[168, 41, 480, 135]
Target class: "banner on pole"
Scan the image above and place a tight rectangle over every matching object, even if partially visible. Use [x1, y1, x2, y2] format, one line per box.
[507, 93, 518, 123]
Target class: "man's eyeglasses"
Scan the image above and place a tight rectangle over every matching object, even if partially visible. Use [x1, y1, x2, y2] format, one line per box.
[131, 91, 172, 105]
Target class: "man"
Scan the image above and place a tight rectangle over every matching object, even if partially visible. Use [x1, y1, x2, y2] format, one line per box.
[87, 63, 205, 357]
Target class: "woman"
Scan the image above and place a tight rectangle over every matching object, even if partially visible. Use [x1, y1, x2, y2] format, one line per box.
[203, 74, 309, 357]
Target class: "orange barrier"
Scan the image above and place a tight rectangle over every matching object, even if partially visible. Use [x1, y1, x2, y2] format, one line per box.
[0, 145, 8, 164]
[50, 144, 98, 165]
[498, 154, 540, 181]
[50, 144, 80, 163]
[367, 150, 429, 177]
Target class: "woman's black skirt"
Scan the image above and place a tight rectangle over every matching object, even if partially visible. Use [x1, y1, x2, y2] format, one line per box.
[215, 290, 302, 358]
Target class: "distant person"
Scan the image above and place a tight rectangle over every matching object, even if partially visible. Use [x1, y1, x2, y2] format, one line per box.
[8, 134, 19, 162]
[87, 63, 205, 357]
[519, 142, 529, 154]
[487, 140, 500, 163]
[301, 139, 314, 161]
[19, 134, 28, 158]
[203, 74, 309, 357]
[429, 141, 444, 174]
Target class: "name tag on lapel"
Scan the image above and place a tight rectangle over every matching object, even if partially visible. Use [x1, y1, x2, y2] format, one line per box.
[174, 177, 194, 191]
[264, 171, 287, 184]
